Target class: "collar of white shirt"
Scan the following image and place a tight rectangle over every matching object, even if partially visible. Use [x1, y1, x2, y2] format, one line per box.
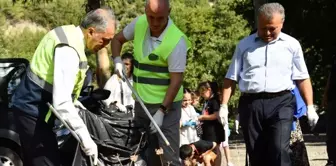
[150, 17, 173, 42]
[254, 32, 286, 43]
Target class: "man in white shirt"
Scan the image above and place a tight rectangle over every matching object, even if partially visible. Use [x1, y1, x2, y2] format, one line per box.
[220, 3, 318, 166]
[11, 8, 117, 166]
[103, 52, 135, 113]
[111, 0, 191, 165]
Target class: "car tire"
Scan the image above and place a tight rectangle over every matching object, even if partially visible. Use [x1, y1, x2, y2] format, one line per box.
[0, 147, 23, 166]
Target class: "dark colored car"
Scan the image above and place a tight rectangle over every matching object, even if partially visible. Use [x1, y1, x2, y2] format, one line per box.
[0, 58, 29, 166]
[0, 58, 147, 166]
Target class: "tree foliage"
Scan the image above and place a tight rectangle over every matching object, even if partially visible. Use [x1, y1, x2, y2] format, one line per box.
[0, 0, 85, 59]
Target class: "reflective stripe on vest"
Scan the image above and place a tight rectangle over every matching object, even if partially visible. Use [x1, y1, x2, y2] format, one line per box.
[133, 74, 170, 85]
[55, 26, 68, 43]
[27, 62, 88, 93]
[133, 58, 169, 73]
[27, 67, 53, 93]
[54, 27, 89, 69]
[133, 58, 170, 85]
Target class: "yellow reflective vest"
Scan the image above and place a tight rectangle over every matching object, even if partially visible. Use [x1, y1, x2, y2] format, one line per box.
[133, 15, 191, 104]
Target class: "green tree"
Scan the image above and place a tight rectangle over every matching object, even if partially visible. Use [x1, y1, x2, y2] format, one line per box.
[0, 0, 86, 60]
[172, 0, 250, 92]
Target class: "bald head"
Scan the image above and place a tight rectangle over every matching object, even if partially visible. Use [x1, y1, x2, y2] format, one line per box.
[145, 0, 170, 37]
[145, 0, 170, 13]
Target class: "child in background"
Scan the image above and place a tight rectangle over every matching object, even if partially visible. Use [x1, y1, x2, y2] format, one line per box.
[180, 88, 200, 146]
[198, 81, 225, 166]
[180, 140, 217, 166]
[191, 91, 201, 114]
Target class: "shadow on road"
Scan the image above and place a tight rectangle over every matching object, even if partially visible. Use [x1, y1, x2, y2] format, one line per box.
[229, 132, 327, 144]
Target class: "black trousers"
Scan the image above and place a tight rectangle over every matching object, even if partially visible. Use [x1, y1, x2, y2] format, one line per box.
[238, 92, 295, 166]
[326, 100, 336, 164]
[13, 108, 60, 166]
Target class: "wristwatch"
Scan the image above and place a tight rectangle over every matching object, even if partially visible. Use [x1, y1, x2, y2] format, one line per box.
[159, 104, 168, 114]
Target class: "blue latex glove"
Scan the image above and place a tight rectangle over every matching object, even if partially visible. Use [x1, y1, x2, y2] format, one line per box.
[190, 121, 197, 127]
[183, 121, 196, 127]
[182, 121, 192, 127]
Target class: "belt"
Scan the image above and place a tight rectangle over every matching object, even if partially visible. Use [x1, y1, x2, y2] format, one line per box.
[241, 90, 290, 99]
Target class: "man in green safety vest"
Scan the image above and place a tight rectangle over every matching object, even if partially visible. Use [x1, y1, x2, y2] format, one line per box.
[111, 0, 191, 165]
[11, 8, 117, 166]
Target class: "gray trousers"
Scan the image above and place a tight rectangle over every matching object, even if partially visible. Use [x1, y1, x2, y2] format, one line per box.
[134, 101, 182, 166]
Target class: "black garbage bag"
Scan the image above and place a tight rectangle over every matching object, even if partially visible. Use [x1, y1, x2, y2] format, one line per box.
[72, 109, 147, 166]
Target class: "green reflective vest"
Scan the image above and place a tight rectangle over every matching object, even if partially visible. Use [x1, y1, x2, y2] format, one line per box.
[133, 15, 191, 104]
[28, 25, 88, 121]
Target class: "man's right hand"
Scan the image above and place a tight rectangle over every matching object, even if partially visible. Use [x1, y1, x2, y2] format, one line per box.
[77, 128, 98, 165]
[82, 138, 98, 165]
[149, 109, 164, 133]
[218, 104, 229, 126]
[113, 56, 124, 79]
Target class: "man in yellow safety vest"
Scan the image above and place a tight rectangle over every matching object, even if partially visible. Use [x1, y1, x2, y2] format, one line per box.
[111, 0, 191, 165]
[11, 7, 117, 166]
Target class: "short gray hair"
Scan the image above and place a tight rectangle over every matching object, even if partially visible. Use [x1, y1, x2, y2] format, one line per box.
[258, 2, 285, 21]
[80, 7, 117, 32]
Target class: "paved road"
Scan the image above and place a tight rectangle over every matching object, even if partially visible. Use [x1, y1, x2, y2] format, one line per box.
[228, 134, 328, 166]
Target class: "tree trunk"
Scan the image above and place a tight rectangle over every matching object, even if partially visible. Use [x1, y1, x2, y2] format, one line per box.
[253, 0, 268, 29]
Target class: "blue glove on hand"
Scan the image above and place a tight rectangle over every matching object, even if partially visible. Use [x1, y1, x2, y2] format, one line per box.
[190, 121, 197, 127]
[182, 121, 192, 127]
[183, 121, 197, 127]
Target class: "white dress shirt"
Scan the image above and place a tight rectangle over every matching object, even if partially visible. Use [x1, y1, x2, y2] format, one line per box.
[225, 32, 310, 93]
